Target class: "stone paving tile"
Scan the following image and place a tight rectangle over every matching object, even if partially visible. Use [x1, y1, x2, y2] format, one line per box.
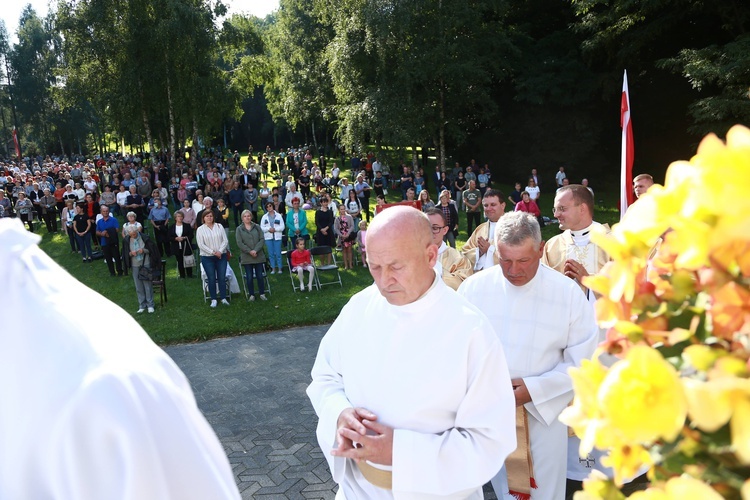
[164, 325, 497, 499]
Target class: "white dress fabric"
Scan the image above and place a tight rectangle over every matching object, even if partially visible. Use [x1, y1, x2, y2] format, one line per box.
[308, 275, 516, 499]
[458, 265, 598, 500]
[0, 219, 240, 500]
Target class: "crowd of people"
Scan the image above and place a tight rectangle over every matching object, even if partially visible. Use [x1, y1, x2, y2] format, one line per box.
[1, 145, 659, 498]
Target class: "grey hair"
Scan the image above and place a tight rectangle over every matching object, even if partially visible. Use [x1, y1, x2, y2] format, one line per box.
[126, 211, 137, 219]
[495, 212, 541, 247]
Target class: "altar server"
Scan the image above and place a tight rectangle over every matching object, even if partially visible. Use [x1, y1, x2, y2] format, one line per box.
[308, 206, 516, 499]
[458, 211, 598, 500]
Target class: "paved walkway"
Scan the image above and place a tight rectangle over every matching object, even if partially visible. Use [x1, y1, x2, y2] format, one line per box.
[164, 325, 497, 499]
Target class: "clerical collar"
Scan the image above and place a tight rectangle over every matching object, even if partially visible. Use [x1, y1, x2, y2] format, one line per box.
[570, 222, 599, 246]
[437, 241, 448, 255]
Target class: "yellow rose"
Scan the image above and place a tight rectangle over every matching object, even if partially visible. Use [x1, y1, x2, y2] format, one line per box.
[599, 346, 687, 444]
[628, 476, 723, 500]
[601, 443, 652, 486]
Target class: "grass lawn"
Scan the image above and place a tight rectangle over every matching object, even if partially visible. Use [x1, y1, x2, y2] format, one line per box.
[36, 169, 621, 345]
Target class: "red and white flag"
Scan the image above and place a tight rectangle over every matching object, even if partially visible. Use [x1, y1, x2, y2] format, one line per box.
[12, 127, 21, 159]
[620, 70, 634, 218]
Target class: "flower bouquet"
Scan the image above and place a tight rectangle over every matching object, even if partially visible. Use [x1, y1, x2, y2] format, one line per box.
[560, 125, 750, 499]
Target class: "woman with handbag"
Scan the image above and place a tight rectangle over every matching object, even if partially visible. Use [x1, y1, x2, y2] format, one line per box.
[124, 226, 156, 314]
[169, 210, 195, 278]
[196, 210, 230, 308]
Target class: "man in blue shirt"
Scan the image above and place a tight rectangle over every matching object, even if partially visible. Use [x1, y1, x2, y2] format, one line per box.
[95, 205, 123, 276]
[148, 197, 172, 258]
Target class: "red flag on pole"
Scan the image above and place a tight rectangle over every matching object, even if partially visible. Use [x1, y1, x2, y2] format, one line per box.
[620, 70, 634, 218]
[12, 127, 21, 159]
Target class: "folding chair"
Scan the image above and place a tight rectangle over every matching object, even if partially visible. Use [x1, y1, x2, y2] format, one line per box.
[200, 262, 232, 303]
[286, 251, 304, 292]
[240, 263, 271, 300]
[310, 246, 342, 288]
[151, 259, 168, 307]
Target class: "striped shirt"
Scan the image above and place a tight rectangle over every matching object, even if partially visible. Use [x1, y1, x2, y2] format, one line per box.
[196, 223, 228, 256]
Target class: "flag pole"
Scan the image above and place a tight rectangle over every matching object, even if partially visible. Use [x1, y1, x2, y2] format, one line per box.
[620, 70, 634, 219]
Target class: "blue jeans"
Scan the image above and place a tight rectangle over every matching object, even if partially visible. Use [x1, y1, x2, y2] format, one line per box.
[76, 232, 93, 259]
[243, 263, 266, 296]
[265, 239, 282, 269]
[202, 253, 228, 300]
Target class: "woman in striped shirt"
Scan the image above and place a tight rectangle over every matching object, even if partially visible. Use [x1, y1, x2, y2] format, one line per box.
[196, 210, 230, 307]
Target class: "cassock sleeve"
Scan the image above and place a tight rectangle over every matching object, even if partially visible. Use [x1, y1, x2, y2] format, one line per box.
[47, 368, 240, 500]
[391, 333, 516, 496]
[523, 276, 599, 426]
[307, 318, 354, 483]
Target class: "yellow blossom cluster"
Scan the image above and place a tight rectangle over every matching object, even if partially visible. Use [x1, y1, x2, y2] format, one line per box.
[563, 125, 750, 497]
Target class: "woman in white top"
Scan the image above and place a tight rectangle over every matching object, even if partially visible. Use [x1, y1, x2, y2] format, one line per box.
[121, 211, 143, 238]
[196, 210, 230, 307]
[192, 193, 205, 215]
[526, 177, 541, 203]
[260, 201, 285, 274]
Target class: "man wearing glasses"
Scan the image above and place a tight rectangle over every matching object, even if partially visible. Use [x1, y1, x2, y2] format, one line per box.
[425, 208, 473, 290]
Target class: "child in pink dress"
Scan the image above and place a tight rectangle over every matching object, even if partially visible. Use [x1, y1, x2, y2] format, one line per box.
[356, 220, 368, 267]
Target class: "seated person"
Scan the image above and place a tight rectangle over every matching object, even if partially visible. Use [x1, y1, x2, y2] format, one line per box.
[290, 237, 315, 292]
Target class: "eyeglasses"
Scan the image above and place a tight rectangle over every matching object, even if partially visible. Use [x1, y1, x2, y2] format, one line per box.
[431, 225, 446, 233]
[552, 204, 580, 214]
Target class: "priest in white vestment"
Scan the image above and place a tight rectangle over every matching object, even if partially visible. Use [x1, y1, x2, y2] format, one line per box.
[425, 207, 473, 290]
[460, 189, 506, 271]
[308, 206, 516, 499]
[0, 219, 240, 500]
[458, 212, 598, 500]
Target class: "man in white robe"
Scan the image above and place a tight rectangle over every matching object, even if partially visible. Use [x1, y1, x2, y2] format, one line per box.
[426, 207, 473, 290]
[460, 189, 506, 271]
[307, 206, 516, 499]
[0, 219, 240, 500]
[458, 212, 598, 500]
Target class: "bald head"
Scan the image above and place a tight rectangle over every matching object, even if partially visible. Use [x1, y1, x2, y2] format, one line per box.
[367, 205, 432, 249]
[366, 206, 438, 306]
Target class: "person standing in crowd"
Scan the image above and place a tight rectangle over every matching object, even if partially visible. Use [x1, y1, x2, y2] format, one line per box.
[437, 189, 458, 249]
[236, 209, 267, 301]
[39, 188, 58, 233]
[15, 192, 34, 232]
[73, 203, 93, 262]
[458, 211, 598, 500]
[168, 210, 195, 279]
[123, 226, 159, 314]
[308, 206, 516, 499]
[461, 189, 506, 271]
[95, 205, 123, 277]
[260, 201, 285, 274]
[354, 174, 371, 222]
[462, 180, 482, 236]
[196, 210, 230, 308]
[148, 197, 171, 258]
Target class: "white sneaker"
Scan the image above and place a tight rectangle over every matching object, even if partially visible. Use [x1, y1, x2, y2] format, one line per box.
[299, 285, 305, 291]
[259, 294, 267, 301]
[249, 295, 256, 301]
[270, 269, 276, 274]
[308, 284, 314, 290]
[137, 308, 145, 314]
[221, 299, 230, 306]
[210, 300, 217, 308]
[147, 307, 154, 313]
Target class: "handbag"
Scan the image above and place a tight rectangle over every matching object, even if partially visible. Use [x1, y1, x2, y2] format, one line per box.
[137, 266, 153, 281]
[183, 239, 196, 267]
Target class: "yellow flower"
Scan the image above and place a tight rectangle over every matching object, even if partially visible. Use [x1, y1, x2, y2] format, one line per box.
[682, 344, 723, 372]
[601, 443, 652, 486]
[711, 281, 750, 339]
[628, 476, 723, 500]
[561, 358, 611, 453]
[573, 474, 626, 500]
[732, 396, 750, 464]
[741, 478, 750, 500]
[599, 346, 687, 444]
[683, 378, 733, 432]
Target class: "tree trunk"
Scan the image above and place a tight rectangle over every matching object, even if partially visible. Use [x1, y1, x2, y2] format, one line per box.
[138, 77, 155, 154]
[166, 69, 176, 165]
[192, 116, 200, 168]
[412, 145, 419, 169]
[438, 85, 446, 171]
[311, 119, 319, 154]
[59, 134, 65, 157]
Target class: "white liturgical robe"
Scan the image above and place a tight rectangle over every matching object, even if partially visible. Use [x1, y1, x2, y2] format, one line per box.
[307, 275, 516, 499]
[458, 264, 598, 500]
[0, 219, 240, 500]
